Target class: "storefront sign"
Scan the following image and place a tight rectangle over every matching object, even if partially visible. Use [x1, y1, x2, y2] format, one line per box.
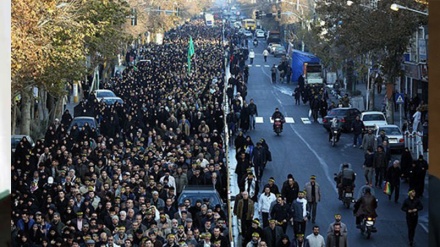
[404, 63, 420, 80]
[419, 39, 427, 62]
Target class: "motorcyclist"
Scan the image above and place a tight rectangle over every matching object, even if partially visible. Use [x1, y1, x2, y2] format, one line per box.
[271, 108, 285, 131]
[353, 187, 378, 228]
[253, 38, 258, 47]
[328, 117, 342, 142]
[336, 163, 356, 200]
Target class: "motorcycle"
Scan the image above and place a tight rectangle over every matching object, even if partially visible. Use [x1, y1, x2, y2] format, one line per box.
[355, 185, 378, 239]
[330, 127, 341, 146]
[334, 163, 356, 209]
[341, 185, 354, 208]
[360, 215, 377, 239]
[253, 39, 258, 47]
[273, 118, 284, 135]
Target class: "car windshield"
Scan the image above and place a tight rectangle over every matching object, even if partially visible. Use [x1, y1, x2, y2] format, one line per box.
[96, 91, 116, 98]
[328, 109, 348, 116]
[178, 192, 222, 207]
[102, 98, 123, 105]
[71, 119, 96, 129]
[11, 138, 22, 149]
[363, 114, 385, 121]
[379, 127, 401, 135]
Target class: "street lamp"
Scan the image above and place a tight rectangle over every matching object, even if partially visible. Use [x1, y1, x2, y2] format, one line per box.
[390, 3, 428, 15]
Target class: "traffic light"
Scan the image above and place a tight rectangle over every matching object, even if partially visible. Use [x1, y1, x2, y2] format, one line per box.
[277, 10, 281, 19]
[255, 10, 260, 19]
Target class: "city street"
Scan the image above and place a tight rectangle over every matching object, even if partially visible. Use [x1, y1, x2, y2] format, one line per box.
[229, 38, 429, 247]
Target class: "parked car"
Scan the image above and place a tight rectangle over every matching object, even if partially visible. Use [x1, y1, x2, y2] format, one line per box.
[270, 44, 282, 54]
[93, 89, 116, 101]
[273, 46, 287, 57]
[322, 107, 362, 132]
[361, 111, 388, 131]
[256, 29, 265, 38]
[374, 124, 404, 151]
[11, 135, 35, 153]
[177, 185, 227, 213]
[67, 116, 99, 134]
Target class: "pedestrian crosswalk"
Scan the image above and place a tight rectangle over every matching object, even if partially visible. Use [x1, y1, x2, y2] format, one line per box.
[247, 64, 274, 68]
[252, 117, 322, 125]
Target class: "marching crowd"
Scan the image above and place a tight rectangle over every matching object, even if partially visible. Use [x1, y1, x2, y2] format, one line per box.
[11, 20, 235, 247]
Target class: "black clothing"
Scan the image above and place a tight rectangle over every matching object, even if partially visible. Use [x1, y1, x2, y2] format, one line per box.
[402, 196, 423, 244]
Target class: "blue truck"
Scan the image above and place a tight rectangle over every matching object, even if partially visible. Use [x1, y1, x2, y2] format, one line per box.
[291, 49, 324, 85]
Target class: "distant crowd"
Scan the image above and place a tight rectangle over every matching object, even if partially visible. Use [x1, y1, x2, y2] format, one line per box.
[11, 19, 234, 247]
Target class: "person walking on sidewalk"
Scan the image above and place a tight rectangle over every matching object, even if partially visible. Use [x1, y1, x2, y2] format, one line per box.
[263, 49, 269, 62]
[304, 175, 320, 224]
[373, 145, 388, 188]
[387, 160, 402, 203]
[248, 99, 258, 131]
[351, 115, 365, 148]
[363, 148, 375, 186]
[271, 65, 277, 83]
[249, 49, 255, 65]
[401, 189, 423, 247]
[362, 129, 376, 152]
[293, 86, 301, 105]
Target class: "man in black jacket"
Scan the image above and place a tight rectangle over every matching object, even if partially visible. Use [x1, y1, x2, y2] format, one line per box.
[351, 115, 365, 148]
[401, 189, 423, 247]
[252, 141, 267, 181]
[247, 99, 258, 131]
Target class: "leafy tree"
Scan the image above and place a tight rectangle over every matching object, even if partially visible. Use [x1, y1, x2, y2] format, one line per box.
[310, 0, 426, 120]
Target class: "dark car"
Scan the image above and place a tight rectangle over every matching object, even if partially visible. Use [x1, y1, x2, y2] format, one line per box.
[322, 107, 361, 132]
[67, 116, 99, 134]
[273, 46, 287, 57]
[177, 185, 226, 212]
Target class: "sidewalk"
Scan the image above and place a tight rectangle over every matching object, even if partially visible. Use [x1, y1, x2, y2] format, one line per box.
[338, 82, 404, 127]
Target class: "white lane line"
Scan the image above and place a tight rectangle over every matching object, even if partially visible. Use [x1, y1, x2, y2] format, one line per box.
[285, 117, 294, 123]
[264, 65, 270, 67]
[255, 65, 261, 67]
[301, 117, 312, 124]
[248, 65, 253, 67]
[255, 117, 264, 123]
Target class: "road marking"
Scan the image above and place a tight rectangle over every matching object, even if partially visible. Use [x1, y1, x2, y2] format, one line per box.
[301, 117, 312, 124]
[269, 117, 294, 123]
[285, 117, 294, 123]
[264, 65, 270, 67]
[248, 65, 253, 67]
[255, 117, 264, 123]
[255, 65, 261, 67]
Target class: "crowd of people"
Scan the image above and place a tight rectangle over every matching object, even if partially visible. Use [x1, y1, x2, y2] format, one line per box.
[11, 19, 236, 247]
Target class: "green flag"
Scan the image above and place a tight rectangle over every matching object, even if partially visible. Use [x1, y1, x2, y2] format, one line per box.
[187, 36, 195, 74]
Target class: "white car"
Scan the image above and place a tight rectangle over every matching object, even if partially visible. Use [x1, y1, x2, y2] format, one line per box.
[374, 124, 404, 151]
[256, 29, 265, 38]
[267, 43, 282, 54]
[243, 30, 253, 37]
[361, 111, 388, 131]
[94, 89, 116, 101]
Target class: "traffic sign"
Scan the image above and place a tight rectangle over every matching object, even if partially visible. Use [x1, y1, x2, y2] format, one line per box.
[395, 93, 404, 104]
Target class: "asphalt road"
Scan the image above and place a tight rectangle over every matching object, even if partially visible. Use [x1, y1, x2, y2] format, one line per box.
[230, 37, 429, 246]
